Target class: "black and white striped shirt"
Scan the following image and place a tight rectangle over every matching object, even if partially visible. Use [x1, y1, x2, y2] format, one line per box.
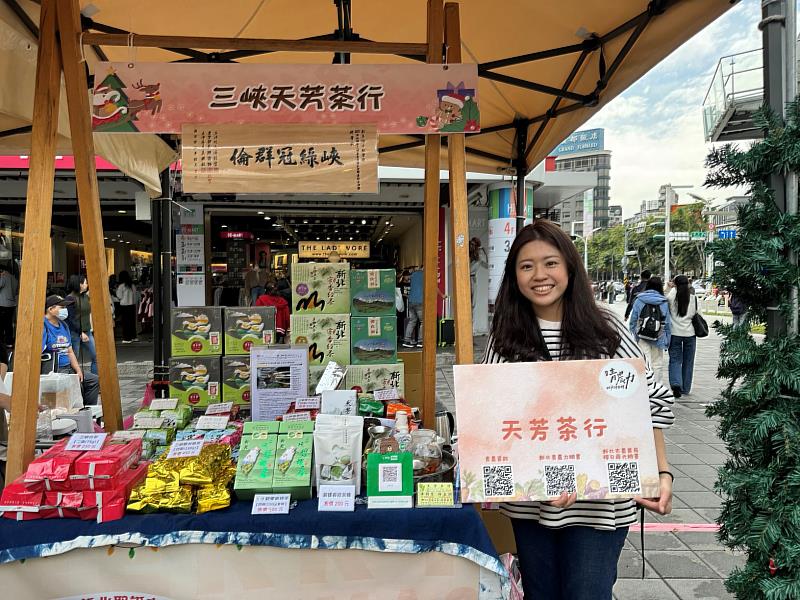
[482, 310, 675, 530]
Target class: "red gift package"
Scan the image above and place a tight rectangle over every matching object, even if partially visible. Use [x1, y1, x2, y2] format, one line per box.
[40, 491, 84, 519]
[1, 510, 42, 521]
[24, 439, 82, 492]
[80, 462, 148, 523]
[70, 438, 143, 491]
[0, 476, 43, 514]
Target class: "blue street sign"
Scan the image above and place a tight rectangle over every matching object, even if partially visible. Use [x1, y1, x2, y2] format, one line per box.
[717, 229, 737, 239]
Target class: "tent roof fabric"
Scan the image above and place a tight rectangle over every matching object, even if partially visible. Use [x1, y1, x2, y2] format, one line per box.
[5, 0, 734, 182]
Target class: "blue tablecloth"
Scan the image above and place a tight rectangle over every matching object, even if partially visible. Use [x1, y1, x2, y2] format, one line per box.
[0, 498, 506, 593]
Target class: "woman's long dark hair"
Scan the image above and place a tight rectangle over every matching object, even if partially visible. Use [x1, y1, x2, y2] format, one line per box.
[66, 274, 86, 296]
[645, 277, 664, 296]
[490, 219, 620, 361]
[118, 270, 133, 287]
[674, 275, 691, 316]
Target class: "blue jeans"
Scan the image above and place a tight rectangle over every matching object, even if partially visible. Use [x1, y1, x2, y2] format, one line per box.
[511, 519, 628, 599]
[71, 331, 97, 375]
[668, 334, 696, 394]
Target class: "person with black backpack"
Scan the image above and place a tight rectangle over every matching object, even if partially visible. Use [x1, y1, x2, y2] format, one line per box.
[624, 270, 651, 319]
[628, 277, 671, 383]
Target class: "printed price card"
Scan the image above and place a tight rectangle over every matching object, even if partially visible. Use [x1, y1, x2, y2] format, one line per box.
[150, 398, 179, 411]
[196, 415, 230, 430]
[205, 402, 233, 415]
[417, 482, 456, 507]
[133, 417, 165, 430]
[65, 433, 107, 452]
[252, 493, 291, 515]
[282, 412, 311, 422]
[373, 388, 401, 402]
[166, 439, 204, 459]
[295, 397, 321, 410]
[318, 484, 356, 512]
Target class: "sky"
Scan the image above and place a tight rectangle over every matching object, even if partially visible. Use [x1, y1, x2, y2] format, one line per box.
[582, 0, 768, 217]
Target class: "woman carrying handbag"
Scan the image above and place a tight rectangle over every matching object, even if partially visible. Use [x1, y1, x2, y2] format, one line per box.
[666, 275, 707, 398]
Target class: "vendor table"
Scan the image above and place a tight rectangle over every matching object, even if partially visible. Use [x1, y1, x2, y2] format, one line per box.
[0, 499, 509, 600]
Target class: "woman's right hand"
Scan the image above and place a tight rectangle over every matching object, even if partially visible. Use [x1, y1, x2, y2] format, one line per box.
[544, 491, 577, 508]
[80, 332, 89, 342]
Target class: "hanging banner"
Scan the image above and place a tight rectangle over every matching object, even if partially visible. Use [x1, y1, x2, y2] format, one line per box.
[91, 62, 480, 134]
[181, 123, 378, 194]
[454, 358, 661, 503]
[298, 241, 370, 259]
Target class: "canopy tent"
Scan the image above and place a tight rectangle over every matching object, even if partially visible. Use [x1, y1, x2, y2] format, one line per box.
[3, 0, 736, 483]
[2, 0, 734, 187]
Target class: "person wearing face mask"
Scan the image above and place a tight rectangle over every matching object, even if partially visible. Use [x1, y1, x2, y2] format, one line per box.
[41, 295, 99, 406]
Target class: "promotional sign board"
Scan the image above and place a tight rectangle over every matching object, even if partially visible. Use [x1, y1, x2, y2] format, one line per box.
[454, 358, 660, 503]
[182, 124, 378, 193]
[552, 128, 604, 156]
[298, 241, 370, 259]
[91, 62, 479, 134]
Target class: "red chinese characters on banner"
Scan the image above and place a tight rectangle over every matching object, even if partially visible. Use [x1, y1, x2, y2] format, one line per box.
[502, 417, 608, 443]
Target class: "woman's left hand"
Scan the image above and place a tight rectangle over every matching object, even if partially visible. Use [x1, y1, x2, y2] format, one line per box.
[634, 473, 673, 515]
[80, 332, 89, 342]
[545, 491, 577, 509]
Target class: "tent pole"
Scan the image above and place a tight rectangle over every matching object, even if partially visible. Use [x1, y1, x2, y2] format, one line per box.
[444, 2, 473, 365]
[515, 119, 529, 233]
[151, 189, 163, 381]
[57, 0, 123, 432]
[421, 0, 444, 429]
[161, 194, 173, 366]
[5, 0, 61, 482]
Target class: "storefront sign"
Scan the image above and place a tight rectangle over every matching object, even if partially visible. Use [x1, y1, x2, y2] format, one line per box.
[92, 62, 479, 134]
[454, 358, 661, 503]
[553, 128, 604, 156]
[182, 123, 378, 194]
[298, 240, 370, 259]
[219, 231, 254, 240]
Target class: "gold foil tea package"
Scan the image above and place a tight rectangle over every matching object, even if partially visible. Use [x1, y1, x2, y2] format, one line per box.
[179, 444, 231, 486]
[196, 484, 230, 514]
[158, 484, 194, 513]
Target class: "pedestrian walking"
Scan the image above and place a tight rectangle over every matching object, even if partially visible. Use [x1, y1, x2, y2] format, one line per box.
[483, 219, 674, 599]
[628, 277, 671, 383]
[666, 275, 700, 398]
[114, 270, 138, 343]
[402, 268, 424, 348]
[66, 274, 97, 375]
[0, 264, 18, 347]
[624, 270, 651, 319]
[728, 293, 748, 328]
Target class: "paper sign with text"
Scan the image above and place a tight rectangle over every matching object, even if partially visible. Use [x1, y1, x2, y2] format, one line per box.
[150, 398, 179, 411]
[282, 412, 311, 422]
[196, 415, 230, 430]
[252, 493, 291, 515]
[166, 439, 204, 459]
[373, 388, 401, 402]
[65, 433, 107, 452]
[416, 482, 456, 507]
[295, 397, 321, 410]
[133, 417, 165, 430]
[317, 484, 356, 512]
[205, 402, 233, 415]
[454, 358, 661, 502]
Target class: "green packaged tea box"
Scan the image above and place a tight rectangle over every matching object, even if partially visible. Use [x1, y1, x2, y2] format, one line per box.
[272, 421, 315, 500]
[350, 316, 397, 365]
[171, 307, 222, 356]
[344, 362, 405, 396]
[169, 357, 222, 408]
[221, 356, 251, 406]
[223, 307, 277, 355]
[350, 269, 396, 316]
[291, 262, 350, 314]
[290, 314, 350, 366]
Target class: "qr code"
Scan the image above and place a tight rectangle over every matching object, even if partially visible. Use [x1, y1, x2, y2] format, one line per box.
[544, 464, 577, 497]
[379, 463, 402, 492]
[607, 461, 641, 494]
[483, 464, 514, 498]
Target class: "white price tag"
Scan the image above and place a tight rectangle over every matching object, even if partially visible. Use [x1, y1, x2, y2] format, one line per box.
[150, 398, 179, 411]
[281, 412, 311, 422]
[196, 415, 229, 430]
[318, 485, 356, 512]
[205, 402, 233, 415]
[166, 439, 204, 459]
[112, 430, 146, 441]
[295, 397, 321, 410]
[64, 433, 107, 452]
[133, 417, 165, 430]
[373, 388, 401, 402]
[252, 493, 291, 515]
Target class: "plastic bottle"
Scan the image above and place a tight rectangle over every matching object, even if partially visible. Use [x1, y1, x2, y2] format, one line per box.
[393, 411, 412, 452]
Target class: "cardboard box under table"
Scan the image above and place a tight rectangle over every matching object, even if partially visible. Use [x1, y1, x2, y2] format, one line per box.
[350, 269, 396, 316]
[171, 307, 223, 356]
[291, 262, 350, 314]
[224, 307, 276, 355]
[169, 357, 222, 408]
[350, 316, 397, 365]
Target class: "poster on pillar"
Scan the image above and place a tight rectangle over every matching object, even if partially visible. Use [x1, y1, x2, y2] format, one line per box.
[181, 123, 378, 194]
[91, 62, 479, 134]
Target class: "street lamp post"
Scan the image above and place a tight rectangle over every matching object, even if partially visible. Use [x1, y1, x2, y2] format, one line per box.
[570, 221, 602, 273]
[663, 184, 693, 282]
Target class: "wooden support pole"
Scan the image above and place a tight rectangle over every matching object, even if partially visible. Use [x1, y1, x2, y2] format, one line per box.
[444, 3, 474, 365]
[421, 0, 444, 429]
[80, 33, 428, 57]
[58, 0, 122, 431]
[5, 0, 61, 482]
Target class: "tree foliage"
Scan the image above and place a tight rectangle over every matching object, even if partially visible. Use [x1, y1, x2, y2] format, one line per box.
[703, 101, 800, 599]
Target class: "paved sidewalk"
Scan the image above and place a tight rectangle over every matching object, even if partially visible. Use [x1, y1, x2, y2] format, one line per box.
[111, 303, 743, 599]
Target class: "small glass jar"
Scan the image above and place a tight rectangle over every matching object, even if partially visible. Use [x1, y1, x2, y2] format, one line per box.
[410, 428, 443, 475]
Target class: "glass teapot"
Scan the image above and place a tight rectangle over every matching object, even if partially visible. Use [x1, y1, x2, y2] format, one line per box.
[409, 428, 443, 475]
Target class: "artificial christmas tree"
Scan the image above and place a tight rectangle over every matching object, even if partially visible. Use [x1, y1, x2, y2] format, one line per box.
[704, 102, 800, 599]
